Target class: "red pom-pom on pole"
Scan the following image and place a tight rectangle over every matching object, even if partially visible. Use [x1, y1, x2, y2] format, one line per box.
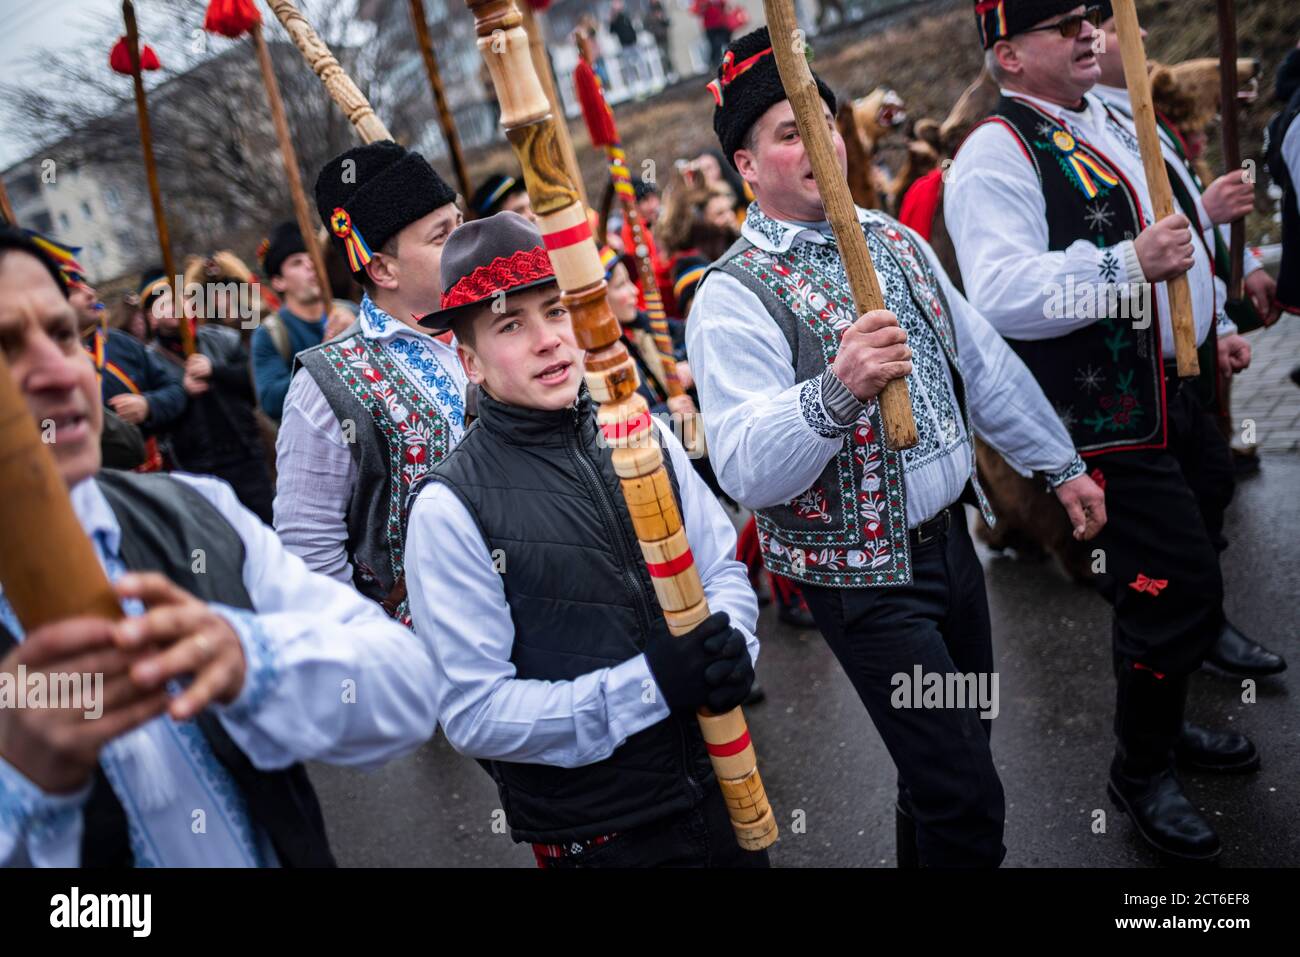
[203, 0, 262, 39]
[574, 59, 618, 148]
[109, 36, 162, 74]
[525, 0, 552, 10]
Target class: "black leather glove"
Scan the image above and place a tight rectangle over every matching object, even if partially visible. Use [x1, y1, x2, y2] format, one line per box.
[644, 611, 754, 713]
[703, 629, 755, 714]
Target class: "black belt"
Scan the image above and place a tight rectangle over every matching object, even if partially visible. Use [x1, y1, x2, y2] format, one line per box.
[909, 504, 957, 546]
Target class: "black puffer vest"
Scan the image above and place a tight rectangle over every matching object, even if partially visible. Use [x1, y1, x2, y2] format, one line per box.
[423, 388, 713, 844]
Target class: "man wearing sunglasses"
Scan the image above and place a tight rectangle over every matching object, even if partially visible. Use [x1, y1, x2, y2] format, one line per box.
[946, 1, 1261, 864]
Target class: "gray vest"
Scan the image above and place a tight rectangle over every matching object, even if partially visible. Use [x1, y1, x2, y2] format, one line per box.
[296, 328, 456, 624]
[0, 470, 334, 867]
[709, 208, 994, 588]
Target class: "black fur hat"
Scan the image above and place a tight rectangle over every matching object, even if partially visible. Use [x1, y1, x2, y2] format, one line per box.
[259, 221, 306, 279]
[710, 27, 837, 170]
[314, 140, 457, 277]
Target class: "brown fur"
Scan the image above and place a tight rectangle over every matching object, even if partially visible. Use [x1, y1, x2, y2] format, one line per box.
[1149, 56, 1260, 183]
[840, 87, 907, 210]
[940, 69, 1001, 156]
[974, 438, 1094, 582]
[888, 127, 940, 214]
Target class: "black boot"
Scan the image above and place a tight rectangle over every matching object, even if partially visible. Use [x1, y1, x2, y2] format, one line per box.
[1108, 662, 1221, 862]
[1175, 722, 1260, 774]
[896, 804, 919, 869]
[1204, 621, 1287, 677]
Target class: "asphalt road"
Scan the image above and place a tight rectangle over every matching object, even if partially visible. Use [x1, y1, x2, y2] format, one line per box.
[309, 455, 1298, 867]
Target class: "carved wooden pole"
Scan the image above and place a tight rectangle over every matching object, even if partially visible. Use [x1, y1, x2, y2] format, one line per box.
[519, 2, 588, 208]
[469, 0, 775, 850]
[763, 0, 919, 449]
[249, 24, 332, 309]
[264, 0, 392, 143]
[1216, 0, 1244, 300]
[0, 350, 121, 631]
[0, 178, 16, 226]
[408, 0, 473, 200]
[122, 0, 194, 357]
[573, 57, 682, 396]
[1112, 0, 1199, 376]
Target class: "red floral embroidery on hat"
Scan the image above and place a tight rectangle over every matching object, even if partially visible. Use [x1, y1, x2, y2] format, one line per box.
[440, 246, 555, 309]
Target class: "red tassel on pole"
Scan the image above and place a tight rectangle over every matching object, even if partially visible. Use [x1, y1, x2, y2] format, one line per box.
[203, 0, 262, 39]
[109, 36, 161, 74]
[574, 59, 618, 148]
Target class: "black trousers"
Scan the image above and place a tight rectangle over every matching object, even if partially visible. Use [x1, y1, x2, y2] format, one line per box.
[1091, 384, 1231, 675]
[542, 782, 772, 868]
[802, 514, 1006, 868]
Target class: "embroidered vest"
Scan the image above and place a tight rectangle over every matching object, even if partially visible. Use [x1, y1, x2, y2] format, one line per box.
[713, 209, 994, 589]
[974, 96, 1166, 456]
[297, 330, 455, 624]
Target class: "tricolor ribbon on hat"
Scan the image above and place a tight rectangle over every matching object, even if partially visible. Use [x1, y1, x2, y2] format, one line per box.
[330, 206, 373, 272]
[975, 0, 1009, 46]
[673, 264, 706, 300]
[707, 46, 774, 107]
[1047, 129, 1119, 199]
[599, 245, 621, 278]
[25, 230, 88, 287]
[479, 175, 518, 216]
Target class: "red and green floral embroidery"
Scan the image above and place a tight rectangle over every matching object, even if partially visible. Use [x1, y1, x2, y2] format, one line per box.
[1083, 368, 1145, 435]
[322, 335, 452, 625]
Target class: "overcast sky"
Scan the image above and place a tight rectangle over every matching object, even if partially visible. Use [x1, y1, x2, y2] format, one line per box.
[0, 0, 361, 170]
[0, 0, 141, 168]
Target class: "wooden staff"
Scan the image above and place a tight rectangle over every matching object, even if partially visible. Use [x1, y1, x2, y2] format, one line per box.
[0, 351, 121, 631]
[265, 0, 392, 143]
[468, 0, 776, 850]
[1112, 0, 1199, 376]
[573, 56, 682, 396]
[0, 177, 16, 225]
[763, 0, 918, 450]
[519, 2, 588, 208]
[408, 0, 473, 200]
[251, 22, 332, 312]
[122, 0, 194, 357]
[1216, 0, 1244, 300]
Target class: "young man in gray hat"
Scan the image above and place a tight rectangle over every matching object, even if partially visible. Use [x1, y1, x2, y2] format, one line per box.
[405, 212, 764, 868]
[274, 141, 467, 626]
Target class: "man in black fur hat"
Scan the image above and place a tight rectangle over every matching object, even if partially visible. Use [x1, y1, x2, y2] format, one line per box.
[274, 141, 466, 626]
[688, 25, 1105, 867]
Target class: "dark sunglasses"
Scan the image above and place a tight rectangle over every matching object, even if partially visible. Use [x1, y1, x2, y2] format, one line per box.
[1020, 5, 1103, 39]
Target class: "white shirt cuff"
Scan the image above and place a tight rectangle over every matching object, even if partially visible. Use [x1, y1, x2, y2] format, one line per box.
[211, 604, 282, 720]
[1118, 239, 1145, 285]
[0, 751, 91, 865]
